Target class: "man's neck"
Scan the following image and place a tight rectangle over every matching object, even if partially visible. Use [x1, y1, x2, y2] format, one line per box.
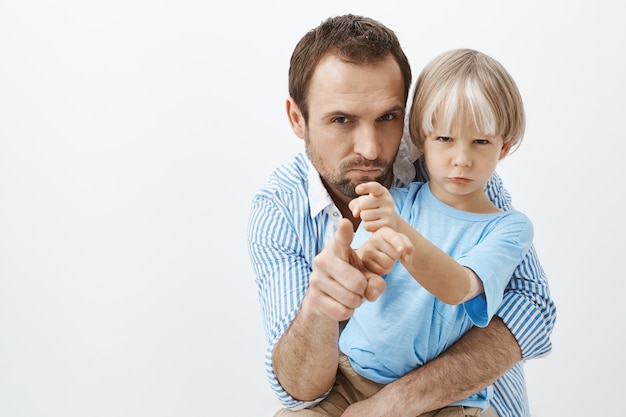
[325, 186, 360, 231]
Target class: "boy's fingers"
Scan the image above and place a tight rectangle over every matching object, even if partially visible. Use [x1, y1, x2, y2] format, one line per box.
[348, 199, 361, 218]
[368, 182, 387, 197]
[355, 181, 384, 197]
[364, 274, 386, 301]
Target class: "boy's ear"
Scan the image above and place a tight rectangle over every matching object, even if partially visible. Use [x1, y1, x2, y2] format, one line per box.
[286, 98, 306, 139]
[499, 144, 511, 160]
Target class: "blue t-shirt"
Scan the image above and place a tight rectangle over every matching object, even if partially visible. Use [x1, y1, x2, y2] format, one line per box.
[338, 181, 533, 410]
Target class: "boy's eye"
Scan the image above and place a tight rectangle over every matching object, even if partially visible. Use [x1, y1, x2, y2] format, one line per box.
[437, 136, 452, 142]
[474, 139, 489, 144]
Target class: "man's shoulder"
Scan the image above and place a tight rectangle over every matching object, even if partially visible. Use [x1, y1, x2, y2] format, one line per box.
[485, 171, 513, 210]
[255, 152, 310, 202]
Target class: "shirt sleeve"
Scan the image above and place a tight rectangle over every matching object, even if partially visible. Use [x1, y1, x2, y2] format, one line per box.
[247, 194, 328, 410]
[460, 212, 534, 328]
[485, 173, 557, 359]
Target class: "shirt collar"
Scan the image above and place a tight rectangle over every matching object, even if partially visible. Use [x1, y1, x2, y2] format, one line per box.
[392, 127, 421, 187]
[307, 156, 336, 219]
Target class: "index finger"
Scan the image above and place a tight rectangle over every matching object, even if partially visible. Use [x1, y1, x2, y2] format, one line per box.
[355, 181, 387, 197]
[329, 218, 356, 263]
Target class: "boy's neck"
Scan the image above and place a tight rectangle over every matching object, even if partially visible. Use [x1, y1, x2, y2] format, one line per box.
[428, 182, 501, 214]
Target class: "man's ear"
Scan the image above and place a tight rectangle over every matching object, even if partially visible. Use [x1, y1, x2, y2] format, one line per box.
[286, 97, 306, 139]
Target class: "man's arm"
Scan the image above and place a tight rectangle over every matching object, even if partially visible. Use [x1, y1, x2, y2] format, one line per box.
[343, 318, 519, 417]
[274, 219, 387, 401]
[272, 298, 340, 402]
[248, 194, 330, 410]
[249, 195, 387, 409]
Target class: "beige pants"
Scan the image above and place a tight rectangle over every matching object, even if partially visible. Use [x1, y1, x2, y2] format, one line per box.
[274, 355, 498, 417]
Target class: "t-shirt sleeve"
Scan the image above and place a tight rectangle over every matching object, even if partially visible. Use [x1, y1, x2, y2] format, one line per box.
[459, 211, 534, 327]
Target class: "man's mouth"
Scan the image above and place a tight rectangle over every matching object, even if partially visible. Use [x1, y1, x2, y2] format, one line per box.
[348, 167, 382, 175]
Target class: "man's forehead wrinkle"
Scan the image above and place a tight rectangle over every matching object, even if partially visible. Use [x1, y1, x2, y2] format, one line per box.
[336, 89, 399, 103]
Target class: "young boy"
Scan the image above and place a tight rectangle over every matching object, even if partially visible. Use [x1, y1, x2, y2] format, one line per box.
[338, 48, 534, 415]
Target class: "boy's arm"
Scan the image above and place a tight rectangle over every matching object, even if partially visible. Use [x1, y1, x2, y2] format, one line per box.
[351, 181, 482, 304]
[412, 162, 556, 360]
[395, 215, 483, 305]
[355, 227, 413, 277]
[346, 244, 555, 417]
[355, 162, 554, 417]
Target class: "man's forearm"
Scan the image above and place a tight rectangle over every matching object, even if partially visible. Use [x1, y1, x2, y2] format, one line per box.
[374, 317, 520, 415]
[273, 300, 340, 402]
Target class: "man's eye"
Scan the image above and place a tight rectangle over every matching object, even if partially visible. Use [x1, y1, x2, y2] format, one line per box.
[332, 116, 349, 124]
[380, 114, 395, 121]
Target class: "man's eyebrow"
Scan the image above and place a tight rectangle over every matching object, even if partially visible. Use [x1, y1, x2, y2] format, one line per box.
[375, 105, 405, 119]
[321, 105, 404, 120]
[320, 109, 355, 119]
[382, 105, 405, 115]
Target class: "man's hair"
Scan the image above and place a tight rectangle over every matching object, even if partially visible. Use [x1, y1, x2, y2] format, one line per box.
[409, 48, 526, 153]
[288, 14, 412, 121]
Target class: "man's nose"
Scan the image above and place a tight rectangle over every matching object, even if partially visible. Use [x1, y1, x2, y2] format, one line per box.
[353, 125, 381, 160]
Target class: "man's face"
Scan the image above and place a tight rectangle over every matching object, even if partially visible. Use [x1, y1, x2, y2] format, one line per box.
[289, 54, 405, 200]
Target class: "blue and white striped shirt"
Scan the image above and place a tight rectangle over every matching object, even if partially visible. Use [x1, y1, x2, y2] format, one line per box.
[247, 149, 556, 417]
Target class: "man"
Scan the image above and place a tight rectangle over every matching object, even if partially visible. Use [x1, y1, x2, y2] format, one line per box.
[247, 14, 556, 417]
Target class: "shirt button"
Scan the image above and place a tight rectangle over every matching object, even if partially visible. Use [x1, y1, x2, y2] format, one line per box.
[332, 212, 340, 218]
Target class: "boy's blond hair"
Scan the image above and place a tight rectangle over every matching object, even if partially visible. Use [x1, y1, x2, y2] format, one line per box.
[409, 48, 525, 153]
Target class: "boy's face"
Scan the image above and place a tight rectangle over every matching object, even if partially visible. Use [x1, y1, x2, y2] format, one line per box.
[420, 122, 509, 208]
[287, 54, 405, 204]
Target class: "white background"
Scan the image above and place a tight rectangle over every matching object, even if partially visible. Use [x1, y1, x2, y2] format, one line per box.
[1, 1, 624, 416]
